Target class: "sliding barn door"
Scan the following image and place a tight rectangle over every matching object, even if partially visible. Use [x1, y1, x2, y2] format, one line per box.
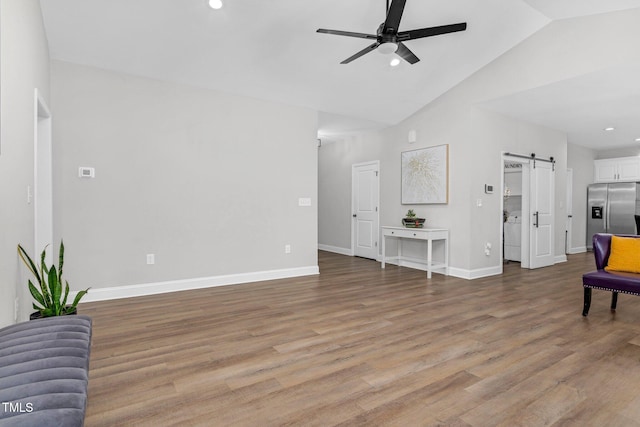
[529, 161, 555, 269]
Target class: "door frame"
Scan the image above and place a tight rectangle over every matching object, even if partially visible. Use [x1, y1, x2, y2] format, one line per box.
[351, 160, 380, 259]
[501, 154, 532, 270]
[566, 168, 573, 254]
[34, 89, 53, 265]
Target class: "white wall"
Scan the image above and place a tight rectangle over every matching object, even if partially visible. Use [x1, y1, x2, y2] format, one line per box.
[51, 61, 318, 299]
[0, 0, 51, 326]
[470, 108, 567, 270]
[595, 146, 640, 159]
[318, 108, 566, 277]
[567, 143, 595, 253]
[319, 8, 640, 278]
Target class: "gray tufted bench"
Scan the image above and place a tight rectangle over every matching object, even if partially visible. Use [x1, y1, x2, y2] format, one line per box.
[0, 315, 92, 427]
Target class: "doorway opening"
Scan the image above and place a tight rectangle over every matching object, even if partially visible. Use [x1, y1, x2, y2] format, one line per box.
[566, 168, 573, 254]
[503, 160, 524, 265]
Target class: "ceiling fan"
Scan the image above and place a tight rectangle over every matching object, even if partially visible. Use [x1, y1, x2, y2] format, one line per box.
[317, 0, 467, 65]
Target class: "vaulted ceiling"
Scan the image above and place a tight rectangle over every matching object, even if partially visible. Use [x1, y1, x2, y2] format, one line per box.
[40, 0, 640, 148]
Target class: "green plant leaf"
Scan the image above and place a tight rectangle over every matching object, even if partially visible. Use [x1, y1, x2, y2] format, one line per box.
[70, 288, 90, 309]
[40, 246, 52, 305]
[17, 244, 41, 285]
[28, 280, 46, 307]
[58, 240, 64, 279]
[19, 244, 52, 309]
[40, 245, 50, 287]
[61, 281, 70, 308]
[48, 265, 62, 315]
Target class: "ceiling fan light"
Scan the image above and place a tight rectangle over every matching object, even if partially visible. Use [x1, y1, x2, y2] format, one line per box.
[378, 42, 398, 55]
[208, 0, 223, 9]
[390, 58, 401, 67]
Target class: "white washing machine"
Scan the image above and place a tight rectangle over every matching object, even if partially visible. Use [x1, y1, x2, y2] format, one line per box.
[504, 211, 521, 262]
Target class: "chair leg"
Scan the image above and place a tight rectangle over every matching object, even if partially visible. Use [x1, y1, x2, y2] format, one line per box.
[582, 287, 592, 316]
[611, 291, 618, 311]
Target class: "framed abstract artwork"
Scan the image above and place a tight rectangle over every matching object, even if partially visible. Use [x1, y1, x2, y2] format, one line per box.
[401, 144, 449, 204]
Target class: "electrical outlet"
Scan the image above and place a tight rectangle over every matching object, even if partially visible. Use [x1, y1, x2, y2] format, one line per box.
[146, 254, 155, 265]
[285, 244, 291, 254]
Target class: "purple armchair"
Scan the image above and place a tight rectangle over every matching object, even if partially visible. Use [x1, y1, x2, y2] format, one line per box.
[582, 233, 640, 316]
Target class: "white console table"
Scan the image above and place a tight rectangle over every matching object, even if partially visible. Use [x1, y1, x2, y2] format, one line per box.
[381, 226, 449, 279]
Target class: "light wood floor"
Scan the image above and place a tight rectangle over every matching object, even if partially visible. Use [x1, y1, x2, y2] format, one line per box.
[80, 251, 640, 426]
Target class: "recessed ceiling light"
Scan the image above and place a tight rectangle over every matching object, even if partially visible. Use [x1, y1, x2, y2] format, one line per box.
[208, 0, 223, 9]
[636, 138, 640, 142]
[604, 127, 615, 131]
[390, 58, 401, 67]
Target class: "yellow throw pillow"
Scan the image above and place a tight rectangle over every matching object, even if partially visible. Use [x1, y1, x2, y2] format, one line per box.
[605, 236, 640, 273]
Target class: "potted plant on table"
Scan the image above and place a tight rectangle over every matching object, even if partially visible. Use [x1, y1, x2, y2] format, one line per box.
[402, 209, 426, 228]
[17, 240, 90, 319]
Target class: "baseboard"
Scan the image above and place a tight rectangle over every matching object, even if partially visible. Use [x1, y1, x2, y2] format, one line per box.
[318, 244, 353, 256]
[568, 246, 587, 254]
[73, 266, 319, 303]
[555, 254, 568, 264]
[448, 265, 503, 280]
[383, 256, 502, 280]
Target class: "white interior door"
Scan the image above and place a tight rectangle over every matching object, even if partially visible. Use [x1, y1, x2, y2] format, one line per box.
[352, 162, 379, 260]
[529, 160, 555, 269]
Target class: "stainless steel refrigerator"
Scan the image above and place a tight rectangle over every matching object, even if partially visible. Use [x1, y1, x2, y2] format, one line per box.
[587, 182, 640, 249]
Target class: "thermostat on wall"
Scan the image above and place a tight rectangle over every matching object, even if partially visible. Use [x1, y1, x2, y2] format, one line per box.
[78, 167, 95, 178]
[485, 184, 493, 194]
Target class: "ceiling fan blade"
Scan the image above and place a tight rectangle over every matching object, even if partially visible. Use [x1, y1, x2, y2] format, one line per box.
[382, 0, 406, 34]
[317, 29, 377, 40]
[397, 23, 467, 41]
[395, 42, 420, 64]
[340, 42, 380, 64]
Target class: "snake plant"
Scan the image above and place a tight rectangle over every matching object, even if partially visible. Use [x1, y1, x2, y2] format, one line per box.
[17, 241, 89, 317]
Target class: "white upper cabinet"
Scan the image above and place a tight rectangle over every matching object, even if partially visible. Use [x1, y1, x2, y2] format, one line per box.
[594, 157, 640, 183]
